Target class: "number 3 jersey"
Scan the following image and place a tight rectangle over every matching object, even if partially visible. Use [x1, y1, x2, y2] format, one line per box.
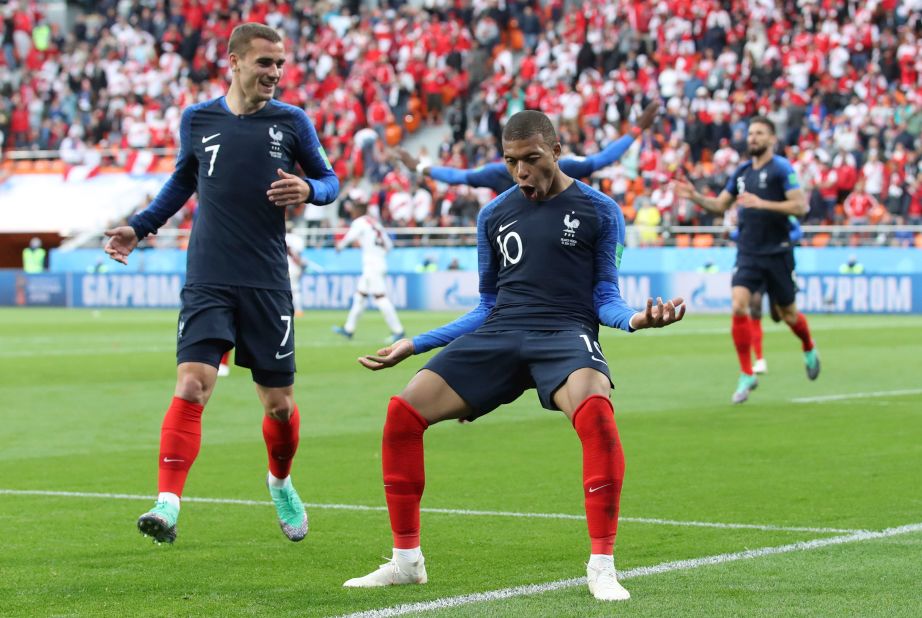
[479, 181, 634, 336]
[129, 97, 340, 290]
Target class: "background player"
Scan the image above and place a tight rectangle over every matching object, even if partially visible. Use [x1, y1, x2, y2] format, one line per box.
[103, 23, 339, 543]
[332, 199, 404, 342]
[391, 101, 661, 194]
[731, 215, 803, 374]
[342, 110, 685, 601]
[675, 116, 818, 404]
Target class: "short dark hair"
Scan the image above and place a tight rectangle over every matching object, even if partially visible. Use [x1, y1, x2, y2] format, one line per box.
[502, 110, 558, 147]
[228, 23, 282, 57]
[749, 115, 776, 134]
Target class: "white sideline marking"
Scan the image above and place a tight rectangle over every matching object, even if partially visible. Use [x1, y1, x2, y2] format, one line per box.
[0, 489, 861, 534]
[334, 522, 922, 618]
[792, 389, 922, 403]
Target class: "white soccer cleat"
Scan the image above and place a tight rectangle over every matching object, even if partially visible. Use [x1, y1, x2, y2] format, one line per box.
[586, 560, 630, 601]
[753, 358, 767, 374]
[343, 553, 428, 587]
[217, 364, 230, 377]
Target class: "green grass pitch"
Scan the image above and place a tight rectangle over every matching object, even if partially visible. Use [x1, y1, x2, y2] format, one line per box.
[1, 308, 920, 617]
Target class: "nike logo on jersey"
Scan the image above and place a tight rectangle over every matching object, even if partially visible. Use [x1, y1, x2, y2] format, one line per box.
[275, 351, 294, 359]
[202, 133, 221, 143]
[498, 220, 518, 232]
[588, 483, 612, 493]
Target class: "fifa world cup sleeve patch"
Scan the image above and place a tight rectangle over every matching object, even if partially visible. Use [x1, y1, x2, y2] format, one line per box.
[318, 145, 332, 170]
[787, 172, 800, 189]
[615, 242, 624, 269]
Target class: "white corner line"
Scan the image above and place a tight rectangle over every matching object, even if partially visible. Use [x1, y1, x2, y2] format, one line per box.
[332, 522, 922, 618]
[791, 389, 922, 403]
[0, 489, 860, 535]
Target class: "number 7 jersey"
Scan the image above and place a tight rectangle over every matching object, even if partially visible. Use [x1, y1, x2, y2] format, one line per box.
[130, 97, 340, 290]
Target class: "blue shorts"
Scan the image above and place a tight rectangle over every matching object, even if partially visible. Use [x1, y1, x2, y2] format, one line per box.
[423, 330, 613, 420]
[732, 251, 798, 307]
[176, 284, 296, 385]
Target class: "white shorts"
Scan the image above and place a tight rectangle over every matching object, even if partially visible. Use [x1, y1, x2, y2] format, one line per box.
[357, 273, 387, 296]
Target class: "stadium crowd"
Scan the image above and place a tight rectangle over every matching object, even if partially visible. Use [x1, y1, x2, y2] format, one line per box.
[2, 0, 922, 244]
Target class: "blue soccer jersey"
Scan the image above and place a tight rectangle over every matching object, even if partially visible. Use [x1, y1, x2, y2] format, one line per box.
[427, 134, 636, 194]
[725, 155, 801, 256]
[413, 181, 636, 353]
[130, 97, 340, 289]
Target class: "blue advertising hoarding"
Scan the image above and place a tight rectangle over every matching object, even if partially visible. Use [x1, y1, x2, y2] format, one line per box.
[1, 271, 921, 314]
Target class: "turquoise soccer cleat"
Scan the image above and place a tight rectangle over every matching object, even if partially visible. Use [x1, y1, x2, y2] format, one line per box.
[137, 500, 179, 544]
[267, 474, 308, 542]
[804, 348, 821, 380]
[732, 373, 758, 404]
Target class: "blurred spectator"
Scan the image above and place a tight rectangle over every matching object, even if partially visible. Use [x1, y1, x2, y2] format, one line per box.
[22, 237, 45, 273]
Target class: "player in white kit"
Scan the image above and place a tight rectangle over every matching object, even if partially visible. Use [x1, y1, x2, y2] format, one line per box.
[333, 200, 405, 342]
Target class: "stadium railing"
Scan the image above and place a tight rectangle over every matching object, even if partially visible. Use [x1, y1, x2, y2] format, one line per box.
[72, 225, 922, 249]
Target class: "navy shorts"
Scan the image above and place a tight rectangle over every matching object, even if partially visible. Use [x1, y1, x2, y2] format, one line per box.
[423, 330, 613, 420]
[732, 251, 798, 307]
[176, 284, 296, 386]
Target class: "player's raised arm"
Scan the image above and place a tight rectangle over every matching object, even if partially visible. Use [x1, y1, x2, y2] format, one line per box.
[560, 100, 660, 178]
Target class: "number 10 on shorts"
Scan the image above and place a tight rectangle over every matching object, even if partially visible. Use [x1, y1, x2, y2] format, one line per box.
[579, 334, 607, 365]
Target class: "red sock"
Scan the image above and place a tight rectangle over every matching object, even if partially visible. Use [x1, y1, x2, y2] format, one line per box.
[263, 405, 300, 479]
[732, 314, 753, 375]
[750, 317, 763, 360]
[572, 395, 625, 555]
[788, 312, 814, 351]
[382, 396, 428, 549]
[158, 396, 204, 496]
[220, 351, 230, 366]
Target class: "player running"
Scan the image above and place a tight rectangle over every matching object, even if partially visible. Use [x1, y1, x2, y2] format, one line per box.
[675, 116, 819, 404]
[104, 23, 339, 543]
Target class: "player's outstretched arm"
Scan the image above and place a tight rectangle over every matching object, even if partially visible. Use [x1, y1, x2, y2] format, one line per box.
[103, 226, 139, 265]
[358, 338, 415, 371]
[629, 297, 686, 330]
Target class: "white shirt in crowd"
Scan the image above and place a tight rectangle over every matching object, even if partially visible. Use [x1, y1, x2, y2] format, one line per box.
[337, 215, 392, 276]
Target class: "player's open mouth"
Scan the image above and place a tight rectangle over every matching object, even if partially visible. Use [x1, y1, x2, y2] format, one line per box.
[520, 185, 536, 199]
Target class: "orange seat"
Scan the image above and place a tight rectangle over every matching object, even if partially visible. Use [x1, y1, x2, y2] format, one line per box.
[385, 123, 402, 146]
[915, 233, 922, 249]
[692, 233, 714, 247]
[621, 204, 636, 222]
[811, 233, 831, 247]
[674, 233, 691, 248]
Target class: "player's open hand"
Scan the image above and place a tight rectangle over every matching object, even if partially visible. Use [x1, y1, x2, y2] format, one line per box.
[267, 168, 312, 207]
[630, 297, 686, 330]
[103, 226, 139, 265]
[637, 100, 661, 132]
[358, 338, 415, 371]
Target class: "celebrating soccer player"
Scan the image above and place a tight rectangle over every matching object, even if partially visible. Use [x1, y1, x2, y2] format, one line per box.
[390, 101, 661, 194]
[104, 23, 340, 544]
[343, 110, 685, 601]
[675, 116, 819, 404]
